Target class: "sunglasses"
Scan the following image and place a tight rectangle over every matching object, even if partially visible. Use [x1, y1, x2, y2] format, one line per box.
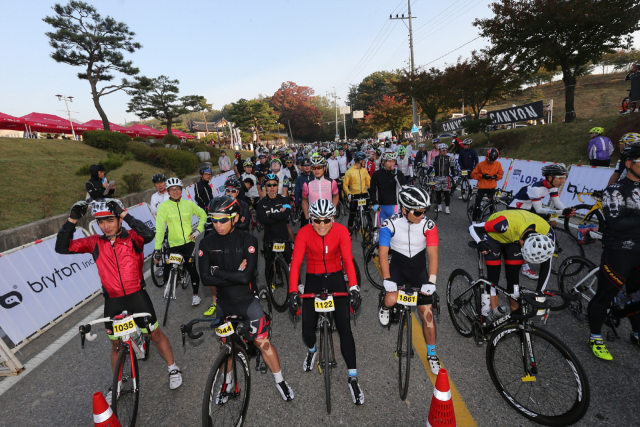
[312, 166, 324, 170]
[302, 164, 311, 167]
[411, 210, 426, 217]
[265, 183, 278, 188]
[209, 215, 235, 224]
[313, 218, 333, 225]
[225, 188, 239, 194]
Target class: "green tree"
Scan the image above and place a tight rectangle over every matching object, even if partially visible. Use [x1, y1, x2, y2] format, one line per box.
[229, 99, 278, 141]
[44, 1, 142, 131]
[363, 96, 412, 138]
[182, 95, 213, 134]
[126, 75, 202, 135]
[347, 70, 403, 113]
[612, 48, 640, 71]
[310, 96, 339, 140]
[474, 0, 640, 123]
[524, 66, 559, 86]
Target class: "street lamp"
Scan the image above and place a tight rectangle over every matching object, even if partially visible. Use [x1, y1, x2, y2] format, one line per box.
[56, 95, 76, 140]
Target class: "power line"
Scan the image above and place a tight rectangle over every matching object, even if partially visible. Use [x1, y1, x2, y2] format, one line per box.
[412, 0, 467, 36]
[414, 0, 486, 46]
[419, 36, 482, 68]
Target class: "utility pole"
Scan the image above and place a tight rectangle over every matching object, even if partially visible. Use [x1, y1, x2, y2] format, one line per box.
[390, 1, 419, 142]
[55, 94, 76, 140]
[328, 88, 339, 141]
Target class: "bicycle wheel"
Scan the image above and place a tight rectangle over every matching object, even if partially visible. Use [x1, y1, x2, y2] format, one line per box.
[432, 194, 439, 220]
[112, 346, 139, 427]
[364, 245, 384, 290]
[446, 269, 479, 338]
[486, 324, 590, 426]
[180, 265, 190, 290]
[558, 256, 598, 322]
[163, 270, 175, 327]
[396, 309, 411, 401]
[150, 259, 165, 288]
[552, 227, 584, 275]
[461, 179, 471, 202]
[480, 200, 508, 222]
[563, 203, 605, 234]
[322, 320, 332, 414]
[202, 347, 251, 427]
[466, 193, 476, 224]
[267, 257, 290, 313]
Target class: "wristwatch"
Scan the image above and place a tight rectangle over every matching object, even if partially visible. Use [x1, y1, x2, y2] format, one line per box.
[210, 266, 219, 275]
[350, 285, 361, 293]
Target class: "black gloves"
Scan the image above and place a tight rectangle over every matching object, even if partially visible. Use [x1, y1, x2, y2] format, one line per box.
[482, 174, 491, 180]
[69, 201, 88, 220]
[153, 250, 163, 261]
[490, 175, 497, 180]
[349, 286, 362, 311]
[106, 199, 124, 216]
[562, 207, 575, 216]
[477, 241, 491, 253]
[289, 292, 301, 316]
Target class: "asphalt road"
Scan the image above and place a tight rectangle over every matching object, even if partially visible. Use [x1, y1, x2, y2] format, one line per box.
[1, 195, 639, 427]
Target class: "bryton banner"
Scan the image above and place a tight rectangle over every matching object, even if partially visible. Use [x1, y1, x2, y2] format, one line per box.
[440, 101, 545, 132]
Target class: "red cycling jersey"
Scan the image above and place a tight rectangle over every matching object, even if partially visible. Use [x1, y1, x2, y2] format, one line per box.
[289, 222, 357, 293]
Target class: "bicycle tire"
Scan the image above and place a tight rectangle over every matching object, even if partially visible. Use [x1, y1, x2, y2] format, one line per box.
[202, 347, 251, 427]
[268, 257, 290, 313]
[364, 245, 384, 290]
[558, 256, 598, 322]
[480, 200, 508, 222]
[323, 320, 332, 414]
[163, 270, 175, 327]
[150, 259, 165, 288]
[397, 309, 411, 401]
[180, 265, 190, 290]
[486, 324, 590, 426]
[446, 269, 478, 338]
[551, 227, 584, 276]
[466, 192, 476, 224]
[563, 203, 605, 234]
[433, 196, 439, 220]
[460, 178, 471, 202]
[112, 346, 139, 427]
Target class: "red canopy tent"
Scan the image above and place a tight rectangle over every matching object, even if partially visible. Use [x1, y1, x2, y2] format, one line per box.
[20, 112, 90, 134]
[81, 120, 136, 136]
[0, 112, 26, 130]
[159, 128, 196, 139]
[127, 124, 163, 138]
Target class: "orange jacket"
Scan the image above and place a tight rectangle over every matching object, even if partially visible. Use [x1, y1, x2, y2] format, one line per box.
[471, 159, 504, 189]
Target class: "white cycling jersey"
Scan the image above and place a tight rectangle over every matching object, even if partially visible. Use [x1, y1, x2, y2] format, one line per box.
[379, 213, 438, 258]
[150, 190, 170, 215]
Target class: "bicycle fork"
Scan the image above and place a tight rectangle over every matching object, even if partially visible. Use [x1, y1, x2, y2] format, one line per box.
[518, 325, 538, 381]
[318, 317, 337, 373]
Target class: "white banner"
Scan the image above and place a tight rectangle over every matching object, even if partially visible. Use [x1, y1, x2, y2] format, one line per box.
[211, 171, 236, 197]
[91, 203, 156, 258]
[559, 164, 615, 214]
[503, 159, 553, 202]
[462, 156, 513, 190]
[0, 230, 101, 344]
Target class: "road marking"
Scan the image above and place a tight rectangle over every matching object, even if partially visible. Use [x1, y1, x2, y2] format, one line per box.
[0, 269, 151, 397]
[411, 315, 477, 427]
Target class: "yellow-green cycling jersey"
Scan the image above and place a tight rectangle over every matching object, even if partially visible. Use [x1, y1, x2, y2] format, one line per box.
[155, 198, 207, 249]
[483, 210, 551, 244]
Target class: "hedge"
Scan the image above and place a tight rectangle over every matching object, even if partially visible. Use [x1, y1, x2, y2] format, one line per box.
[155, 148, 199, 178]
[150, 142, 164, 148]
[132, 136, 147, 142]
[83, 130, 131, 153]
[162, 134, 181, 145]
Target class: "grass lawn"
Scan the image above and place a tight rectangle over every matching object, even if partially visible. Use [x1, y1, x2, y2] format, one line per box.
[0, 138, 173, 231]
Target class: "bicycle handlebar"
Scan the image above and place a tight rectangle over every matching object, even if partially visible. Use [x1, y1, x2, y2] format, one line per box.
[79, 312, 152, 348]
[510, 293, 550, 321]
[299, 292, 349, 299]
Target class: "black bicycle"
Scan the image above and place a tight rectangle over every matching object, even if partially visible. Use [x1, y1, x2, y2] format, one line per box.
[446, 242, 590, 426]
[161, 252, 191, 326]
[457, 169, 473, 202]
[466, 189, 512, 224]
[264, 240, 293, 312]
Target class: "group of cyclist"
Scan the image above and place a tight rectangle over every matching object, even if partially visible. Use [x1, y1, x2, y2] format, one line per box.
[54, 130, 640, 414]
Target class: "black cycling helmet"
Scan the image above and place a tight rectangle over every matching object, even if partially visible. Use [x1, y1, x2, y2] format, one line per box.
[265, 172, 279, 182]
[487, 148, 499, 161]
[375, 148, 382, 156]
[622, 142, 640, 160]
[541, 164, 568, 177]
[199, 166, 212, 175]
[354, 151, 367, 161]
[208, 195, 241, 216]
[224, 178, 242, 189]
[152, 173, 166, 184]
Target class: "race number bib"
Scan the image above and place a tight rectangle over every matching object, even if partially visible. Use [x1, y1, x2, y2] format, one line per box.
[314, 296, 335, 312]
[397, 290, 417, 306]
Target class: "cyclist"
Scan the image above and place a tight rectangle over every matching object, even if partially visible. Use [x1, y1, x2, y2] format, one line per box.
[256, 173, 292, 280]
[509, 164, 575, 279]
[337, 148, 349, 177]
[450, 135, 464, 154]
[154, 177, 207, 307]
[427, 138, 441, 166]
[194, 166, 214, 211]
[294, 158, 314, 223]
[587, 127, 614, 167]
[344, 151, 372, 226]
[288, 199, 364, 405]
[469, 209, 555, 318]
[150, 173, 169, 215]
[301, 155, 339, 222]
[414, 143, 428, 165]
[396, 146, 414, 184]
[233, 151, 243, 177]
[198, 196, 295, 401]
[470, 147, 504, 222]
[284, 157, 298, 182]
[364, 149, 377, 176]
[456, 139, 479, 200]
[327, 150, 341, 180]
[56, 199, 182, 401]
[370, 151, 407, 224]
[224, 178, 250, 231]
[430, 143, 455, 214]
[608, 134, 640, 185]
[241, 160, 260, 207]
[586, 143, 640, 360]
[263, 158, 290, 198]
[377, 187, 441, 374]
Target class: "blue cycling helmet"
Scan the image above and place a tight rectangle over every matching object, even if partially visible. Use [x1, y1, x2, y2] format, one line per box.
[355, 151, 367, 161]
[265, 173, 279, 182]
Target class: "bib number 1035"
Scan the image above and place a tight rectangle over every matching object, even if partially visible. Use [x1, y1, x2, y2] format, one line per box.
[112, 317, 137, 337]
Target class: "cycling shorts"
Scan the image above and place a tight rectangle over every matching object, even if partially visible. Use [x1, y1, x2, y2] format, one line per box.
[104, 289, 158, 340]
[434, 176, 451, 192]
[378, 205, 398, 225]
[388, 254, 433, 305]
[215, 297, 269, 341]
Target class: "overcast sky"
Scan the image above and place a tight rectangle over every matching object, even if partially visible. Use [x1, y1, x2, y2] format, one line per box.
[1, 0, 638, 126]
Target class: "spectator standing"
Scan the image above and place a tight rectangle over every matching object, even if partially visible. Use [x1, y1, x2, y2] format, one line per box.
[587, 127, 614, 167]
[218, 150, 231, 172]
[624, 63, 640, 113]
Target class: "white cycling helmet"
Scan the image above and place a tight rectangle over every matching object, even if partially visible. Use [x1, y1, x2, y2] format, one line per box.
[166, 177, 183, 188]
[521, 233, 555, 264]
[398, 186, 430, 210]
[382, 151, 398, 161]
[92, 199, 125, 218]
[309, 199, 336, 218]
[438, 143, 448, 150]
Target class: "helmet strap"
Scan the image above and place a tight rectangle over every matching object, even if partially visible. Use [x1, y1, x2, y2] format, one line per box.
[628, 163, 640, 180]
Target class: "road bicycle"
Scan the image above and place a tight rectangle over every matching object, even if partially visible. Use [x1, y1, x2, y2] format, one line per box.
[564, 190, 605, 238]
[287, 196, 302, 228]
[446, 242, 590, 426]
[249, 206, 263, 233]
[264, 240, 293, 312]
[457, 169, 473, 202]
[298, 290, 349, 414]
[349, 196, 376, 255]
[466, 189, 512, 224]
[161, 252, 191, 326]
[181, 313, 271, 427]
[387, 287, 440, 401]
[80, 311, 153, 427]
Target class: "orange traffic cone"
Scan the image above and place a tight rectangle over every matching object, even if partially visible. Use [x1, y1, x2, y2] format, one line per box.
[427, 368, 456, 427]
[93, 392, 122, 427]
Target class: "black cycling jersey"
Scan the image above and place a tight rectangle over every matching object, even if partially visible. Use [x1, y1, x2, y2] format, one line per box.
[431, 154, 455, 177]
[197, 228, 259, 304]
[369, 168, 407, 205]
[286, 165, 298, 182]
[415, 150, 428, 165]
[194, 179, 214, 211]
[236, 197, 250, 231]
[256, 194, 291, 242]
[601, 177, 640, 252]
